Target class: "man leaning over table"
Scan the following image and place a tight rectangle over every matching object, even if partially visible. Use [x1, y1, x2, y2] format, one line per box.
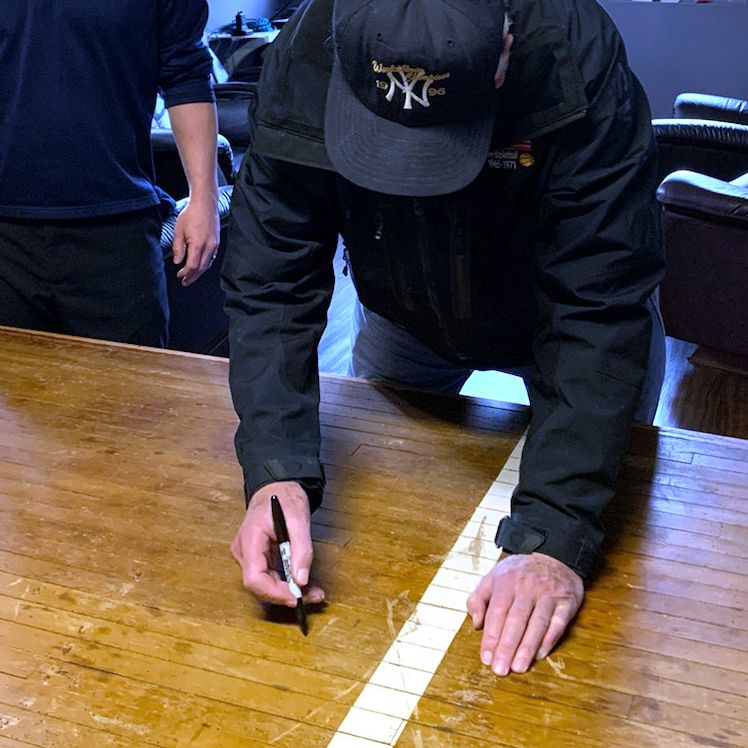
[0, 0, 219, 347]
[222, 0, 666, 676]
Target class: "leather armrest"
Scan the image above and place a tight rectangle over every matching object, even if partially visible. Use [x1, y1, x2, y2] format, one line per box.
[151, 128, 234, 192]
[216, 134, 234, 185]
[652, 119, 748, 154]
[657, 170, 748, 228]
[214, 81, 259, 97]
[213, 83, 258, 152]
[674, 93, 748, 126]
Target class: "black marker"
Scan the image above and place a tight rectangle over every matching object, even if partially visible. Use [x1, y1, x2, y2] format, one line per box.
[270, 495, 308, 636]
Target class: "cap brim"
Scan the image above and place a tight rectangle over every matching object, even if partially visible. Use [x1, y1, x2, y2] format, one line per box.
[325, 55, 494, 197]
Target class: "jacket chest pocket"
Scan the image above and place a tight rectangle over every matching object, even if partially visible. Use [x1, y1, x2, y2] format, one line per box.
[379, 197, 474, 328]
[374, 201, 419, 312]
[339, 188, 426, 316]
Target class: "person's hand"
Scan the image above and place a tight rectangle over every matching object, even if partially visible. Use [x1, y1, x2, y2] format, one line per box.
[230, 481, 325, 607]
[466, 553, 584, 676]
[172, 195, 220, 287]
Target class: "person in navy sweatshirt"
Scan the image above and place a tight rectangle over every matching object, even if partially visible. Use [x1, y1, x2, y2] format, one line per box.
[0, 0, 219, 346]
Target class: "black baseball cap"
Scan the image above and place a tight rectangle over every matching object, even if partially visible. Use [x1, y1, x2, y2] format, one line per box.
[325, 0, 508, 197]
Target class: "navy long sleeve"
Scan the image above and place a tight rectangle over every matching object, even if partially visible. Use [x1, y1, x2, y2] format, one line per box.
[0, 0, 214, 219]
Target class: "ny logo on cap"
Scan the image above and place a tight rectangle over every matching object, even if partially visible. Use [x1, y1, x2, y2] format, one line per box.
[372, 61, 449, 110]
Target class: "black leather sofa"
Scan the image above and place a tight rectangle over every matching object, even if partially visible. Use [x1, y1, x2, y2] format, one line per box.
[655, 94, 748, 360]
[653, 93, 748, 187]
[657, 170, 748, 360]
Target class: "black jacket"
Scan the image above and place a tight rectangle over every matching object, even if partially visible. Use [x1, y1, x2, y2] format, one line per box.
[222, 0, 665, 579]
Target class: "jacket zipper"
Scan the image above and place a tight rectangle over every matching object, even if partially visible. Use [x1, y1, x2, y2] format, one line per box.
[448, 205, 472, 320]
[414, 198, 464, 358]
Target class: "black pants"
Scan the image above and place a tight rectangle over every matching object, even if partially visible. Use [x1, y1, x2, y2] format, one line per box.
[0, 207, 168, 347]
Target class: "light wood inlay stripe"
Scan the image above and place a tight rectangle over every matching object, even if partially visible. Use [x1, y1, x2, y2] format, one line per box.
[326, 437, 524, 746]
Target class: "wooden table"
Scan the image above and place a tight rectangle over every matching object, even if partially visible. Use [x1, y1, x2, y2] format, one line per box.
[0, 327, 746, 747]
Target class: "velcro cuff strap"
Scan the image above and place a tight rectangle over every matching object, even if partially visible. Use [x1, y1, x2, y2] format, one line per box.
[241, 457, 326, 511]
[496, 520, 545, 553]
[263, 458, 324, 482]
[495, 516, 597, 580]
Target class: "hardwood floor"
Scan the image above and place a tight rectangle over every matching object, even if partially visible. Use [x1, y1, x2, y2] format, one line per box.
[318, 247, 748, 441]
[655, 337, 748, 440]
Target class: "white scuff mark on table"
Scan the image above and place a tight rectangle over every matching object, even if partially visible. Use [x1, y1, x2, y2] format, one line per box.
[385, 597, 397, 639]
[208, 489, 232, 503]
[268, 678, 364, 745]
[72, 621, 94, 636]
[412, 726, 424, 748]
[40, 663, 63, 686]
[317, 615, 340, 638]
[91, 713, 149, 735]
[384, 589, 412, 640]
[454, 689, 484, 707]
[0, 714, 21, 730]
[545, 655, 569, 679]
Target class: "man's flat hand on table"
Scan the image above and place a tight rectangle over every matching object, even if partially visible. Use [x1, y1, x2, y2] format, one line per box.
[467, 552, 584, 676]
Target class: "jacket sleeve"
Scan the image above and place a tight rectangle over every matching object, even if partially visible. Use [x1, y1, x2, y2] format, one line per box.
[158, 0, 215, 108]
[221, 111, 340, 510]
[497, 25, 665, 579]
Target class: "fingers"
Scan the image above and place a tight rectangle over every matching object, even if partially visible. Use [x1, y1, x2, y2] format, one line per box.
[239, 524, 297, 606]
[472, 552, 585, 677]
[230, 534, 243, 565]
[285, 509, 314, 587]
[478, 584, 513, 667]
[300, 584, 326, 605]
[275, 494, 321, 600]
[232, 481, 326, 608]
[467, 550, 512, 629]
[176, 243, 217, 287]
[171, 233, 187, 266]
[171, 205, 219, 286]
[234, 523, 324, 605]
[487, 595, 533, 676]
[466, 573, 495, 630]
[537, 601, 577, 660]
[511, 597, 556, 672]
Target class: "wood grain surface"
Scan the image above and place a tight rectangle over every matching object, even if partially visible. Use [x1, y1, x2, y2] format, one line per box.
[0, 327, 746, 747]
